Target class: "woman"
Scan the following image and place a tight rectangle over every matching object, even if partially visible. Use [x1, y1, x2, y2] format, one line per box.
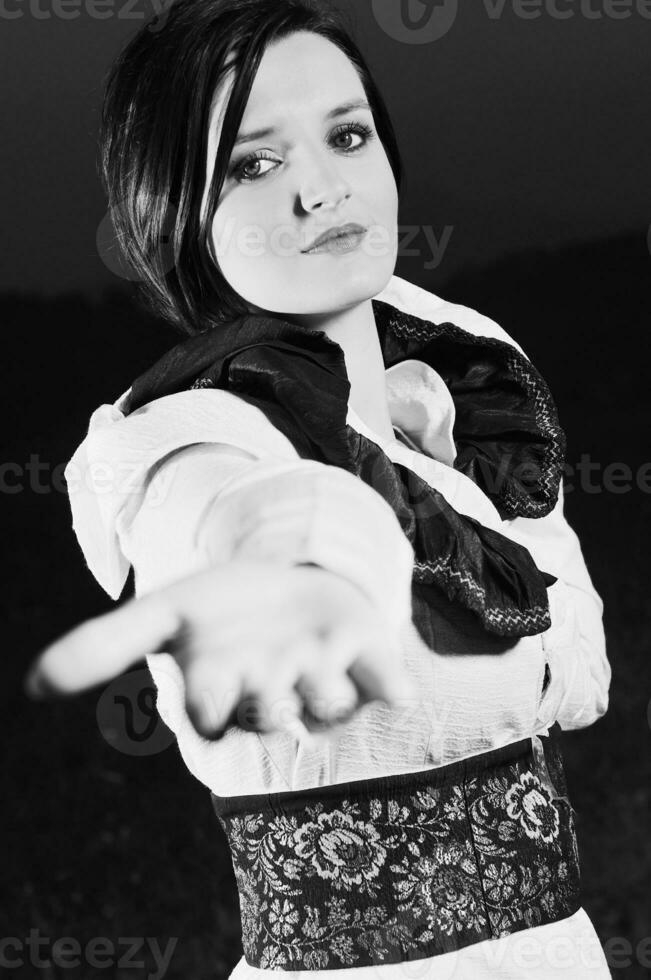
[26, 0, 612, 976]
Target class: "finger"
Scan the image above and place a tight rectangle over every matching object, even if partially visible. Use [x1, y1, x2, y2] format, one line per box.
[295, 669, 360, 726]
[23, 560, 274, 701]
[239, 686, 305, 735]
[315, 622, 387, 707]
[183, 658, 244, 739]
[326, 620, 415, 707]
[24, 593, 181, 700]
[278, 631, 360, 730]
[243, 645, 307, 734]
[347, 649, 416, 708]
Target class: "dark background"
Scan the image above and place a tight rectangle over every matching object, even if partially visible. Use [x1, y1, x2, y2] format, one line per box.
[3, 1, 650, 977]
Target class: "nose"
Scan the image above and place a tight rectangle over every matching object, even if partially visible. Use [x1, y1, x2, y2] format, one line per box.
[298, 147, 352, 213]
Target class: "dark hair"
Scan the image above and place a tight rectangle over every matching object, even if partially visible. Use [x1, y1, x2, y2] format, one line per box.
[99, 0, 403, 336]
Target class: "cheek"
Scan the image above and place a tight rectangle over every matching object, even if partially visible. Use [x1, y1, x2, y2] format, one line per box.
[354, 153, 399, 248]
[362, 158, 400, 259]
[211, 200, 245, 263]
[210, 203, 259, 284]
[374, 158, 399, 220]
[210, 201, 285, 309]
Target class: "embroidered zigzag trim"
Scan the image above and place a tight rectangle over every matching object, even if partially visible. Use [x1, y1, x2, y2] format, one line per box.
[413, 558, 551, 637]
[376, 304, 566, 520]
[505, 353, 565, 518]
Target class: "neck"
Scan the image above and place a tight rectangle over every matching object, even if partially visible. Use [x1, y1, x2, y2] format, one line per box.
[289, 299, 395, 444]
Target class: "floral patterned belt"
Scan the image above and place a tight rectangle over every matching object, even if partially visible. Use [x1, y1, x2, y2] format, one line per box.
[211, 724, 581, 971]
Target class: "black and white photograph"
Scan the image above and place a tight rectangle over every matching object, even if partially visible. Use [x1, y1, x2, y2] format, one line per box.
[4, 0, 650, 977]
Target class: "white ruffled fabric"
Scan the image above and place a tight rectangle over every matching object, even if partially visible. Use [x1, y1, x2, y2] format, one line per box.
[63, 275, 612, 979]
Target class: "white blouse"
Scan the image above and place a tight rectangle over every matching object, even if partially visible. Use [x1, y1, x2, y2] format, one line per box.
[63, 275, 612, 979]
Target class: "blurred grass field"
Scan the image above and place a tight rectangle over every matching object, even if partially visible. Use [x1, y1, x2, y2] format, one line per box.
[3, 233, 649, 978]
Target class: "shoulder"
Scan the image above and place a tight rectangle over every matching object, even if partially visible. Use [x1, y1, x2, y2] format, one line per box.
[63, 387, 301, 600]
[74, 386, 299, 468]
[375, 275, 529, 359]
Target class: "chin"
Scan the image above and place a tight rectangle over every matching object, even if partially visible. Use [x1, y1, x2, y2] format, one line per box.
[237, 257, 395, 318]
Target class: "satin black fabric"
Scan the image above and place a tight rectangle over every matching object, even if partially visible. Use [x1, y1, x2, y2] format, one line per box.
[124, 299, 566, 642]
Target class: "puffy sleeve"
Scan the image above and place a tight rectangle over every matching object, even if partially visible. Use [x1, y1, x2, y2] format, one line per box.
[504, 486, 611, 731]
[64, 388, 415, 633]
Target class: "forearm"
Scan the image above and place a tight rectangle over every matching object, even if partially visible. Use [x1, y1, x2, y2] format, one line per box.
[120, 443, 415, 634]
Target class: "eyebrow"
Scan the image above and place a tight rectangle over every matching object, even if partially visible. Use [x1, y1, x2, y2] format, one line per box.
[232, 99, 372, 148]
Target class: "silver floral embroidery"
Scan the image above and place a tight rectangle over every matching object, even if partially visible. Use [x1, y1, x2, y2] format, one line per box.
[215, 747, 581, 970]
[293, 810, 387, 893]
[505, 772, 561, 843]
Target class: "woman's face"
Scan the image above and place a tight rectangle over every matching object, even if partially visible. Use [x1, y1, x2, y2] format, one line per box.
[202, 31, 399, 318]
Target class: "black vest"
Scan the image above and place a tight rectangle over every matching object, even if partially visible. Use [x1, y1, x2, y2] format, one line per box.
[124, 298, 566, 652]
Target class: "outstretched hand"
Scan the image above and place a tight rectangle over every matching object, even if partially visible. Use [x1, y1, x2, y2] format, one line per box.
[24, 561, 415, 739]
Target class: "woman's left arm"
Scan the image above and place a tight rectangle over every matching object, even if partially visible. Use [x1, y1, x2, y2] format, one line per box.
[504, 487, 611, 732]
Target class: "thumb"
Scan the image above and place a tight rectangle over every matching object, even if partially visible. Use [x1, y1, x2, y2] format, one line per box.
[23, 593, 180, 699]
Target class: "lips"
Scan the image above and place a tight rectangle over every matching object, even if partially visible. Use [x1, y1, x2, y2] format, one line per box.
[302, 223, 367, 253]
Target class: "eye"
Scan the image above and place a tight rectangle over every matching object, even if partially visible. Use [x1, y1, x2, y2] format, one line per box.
[330, 121, 375, 152]
[230, 152, 279, 184]
[229, 120, 376, 184]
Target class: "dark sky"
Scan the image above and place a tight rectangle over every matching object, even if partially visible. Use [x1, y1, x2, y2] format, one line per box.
[1, 0, 649, 295]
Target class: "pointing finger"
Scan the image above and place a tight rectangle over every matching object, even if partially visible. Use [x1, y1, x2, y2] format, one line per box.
[24, 592, 181, 699]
